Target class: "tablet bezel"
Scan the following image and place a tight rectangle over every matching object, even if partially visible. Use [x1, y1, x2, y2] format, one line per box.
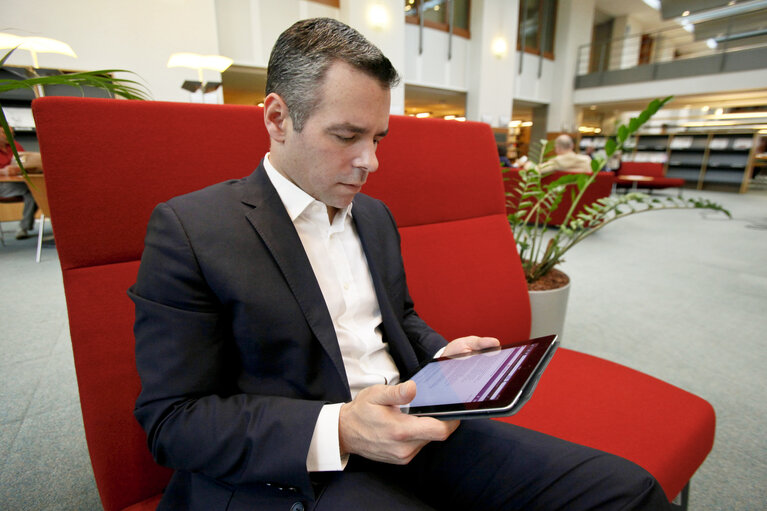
[401, 334, 558, 420]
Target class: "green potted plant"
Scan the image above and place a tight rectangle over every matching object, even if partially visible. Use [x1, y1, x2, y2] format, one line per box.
[507, 96, 731, 339]
[1, 47, 150, 180]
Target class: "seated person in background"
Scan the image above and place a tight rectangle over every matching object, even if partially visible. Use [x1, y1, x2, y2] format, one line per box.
[0, 128, 41, 239]
[539, 134, 592, 175]
[497, 143, 512, 167]
[130, 18, 672, 511]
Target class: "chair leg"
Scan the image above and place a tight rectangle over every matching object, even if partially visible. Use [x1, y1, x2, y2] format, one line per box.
[671, 482, 690, 510]
[36, 214, 45, 263]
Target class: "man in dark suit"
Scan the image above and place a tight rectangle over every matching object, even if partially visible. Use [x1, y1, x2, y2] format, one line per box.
[131, 18, 671, 510]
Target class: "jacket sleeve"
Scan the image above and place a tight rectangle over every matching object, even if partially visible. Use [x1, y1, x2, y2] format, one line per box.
[130, 202, 322, 498]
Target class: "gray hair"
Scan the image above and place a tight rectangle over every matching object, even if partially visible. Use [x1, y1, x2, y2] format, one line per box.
[554, 134, 575, 152]
[266, 18, 400, 131]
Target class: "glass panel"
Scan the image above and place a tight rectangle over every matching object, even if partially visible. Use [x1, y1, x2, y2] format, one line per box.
[521, 0, 540, 51]
[541, 0, 556, 54]
[423, 0, 448, 25]
[404, 0, 418, 19]
[452, 0, 470, 31]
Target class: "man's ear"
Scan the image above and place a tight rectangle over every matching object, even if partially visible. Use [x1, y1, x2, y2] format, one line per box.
[264, 93, 291, 143]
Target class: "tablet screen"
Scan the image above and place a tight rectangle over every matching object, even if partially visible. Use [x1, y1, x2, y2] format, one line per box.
[401, 335, 557, 418]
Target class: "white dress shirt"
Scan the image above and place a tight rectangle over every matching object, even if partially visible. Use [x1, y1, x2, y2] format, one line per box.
[263, 155, 401, 471]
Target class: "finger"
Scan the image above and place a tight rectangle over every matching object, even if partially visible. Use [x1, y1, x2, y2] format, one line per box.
[474, 336, 500, 349]
[368, 381, 417, 406]
[405, 416, 460, 443]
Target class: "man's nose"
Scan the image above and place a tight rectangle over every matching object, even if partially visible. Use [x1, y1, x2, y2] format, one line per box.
[354, 141, 379, 173]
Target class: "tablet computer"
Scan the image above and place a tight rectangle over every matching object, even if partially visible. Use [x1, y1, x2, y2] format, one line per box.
[400, 335, 558, 420]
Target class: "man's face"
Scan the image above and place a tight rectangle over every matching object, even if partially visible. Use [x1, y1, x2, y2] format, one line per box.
[274, 61, 391, 215]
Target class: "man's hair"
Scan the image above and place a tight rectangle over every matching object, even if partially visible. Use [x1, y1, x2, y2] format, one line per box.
[554, 134, 575, 152]
[266, 18, 400, 131]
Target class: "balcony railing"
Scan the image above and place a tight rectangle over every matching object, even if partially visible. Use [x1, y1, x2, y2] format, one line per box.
[575, 22, 767, 86]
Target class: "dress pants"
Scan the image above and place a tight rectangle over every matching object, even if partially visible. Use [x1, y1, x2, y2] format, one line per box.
[312, 420, 672, 511]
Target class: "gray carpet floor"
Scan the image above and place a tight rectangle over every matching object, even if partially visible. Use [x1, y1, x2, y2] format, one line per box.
[0, 185, 765, 510]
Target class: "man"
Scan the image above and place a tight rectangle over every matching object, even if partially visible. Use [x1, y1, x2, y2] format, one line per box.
[539, 134, 592, 174]
[131, 18, 671, 510]
[0, 128, 39, 239]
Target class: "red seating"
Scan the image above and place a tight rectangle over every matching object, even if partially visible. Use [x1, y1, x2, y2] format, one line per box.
[504, 168, 615, 226]
[617, 161, 685, 190]
[33, 97, 714, 510]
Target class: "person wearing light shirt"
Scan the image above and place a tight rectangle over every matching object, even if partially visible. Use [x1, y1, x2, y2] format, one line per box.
[130, 18, 673, 511]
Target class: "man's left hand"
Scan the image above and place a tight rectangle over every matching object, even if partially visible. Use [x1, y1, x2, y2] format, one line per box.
[442, 336, 500, 357]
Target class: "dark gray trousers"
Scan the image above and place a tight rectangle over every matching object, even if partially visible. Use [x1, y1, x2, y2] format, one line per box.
[312, 420, 671, 511]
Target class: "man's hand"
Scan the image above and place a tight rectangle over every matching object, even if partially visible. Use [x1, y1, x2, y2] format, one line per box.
[339, 381, 459, 465]
[443, 335, 500, 357]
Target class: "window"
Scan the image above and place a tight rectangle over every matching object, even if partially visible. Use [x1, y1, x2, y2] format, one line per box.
[518, 0, 557, 59]
[405, 0, 471, 39]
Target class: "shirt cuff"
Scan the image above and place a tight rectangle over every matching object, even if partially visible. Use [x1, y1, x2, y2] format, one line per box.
[306, 403, 349, 472]
[434, 346, 446, 358]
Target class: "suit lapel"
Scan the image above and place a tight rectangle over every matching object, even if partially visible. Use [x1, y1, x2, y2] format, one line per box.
[241, 164, 350, 397]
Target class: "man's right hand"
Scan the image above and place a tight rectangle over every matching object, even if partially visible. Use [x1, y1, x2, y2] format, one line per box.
[338, 380, 459, 465]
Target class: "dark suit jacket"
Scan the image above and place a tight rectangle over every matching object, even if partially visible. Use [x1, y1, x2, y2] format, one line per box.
[130, 162, 447, 510]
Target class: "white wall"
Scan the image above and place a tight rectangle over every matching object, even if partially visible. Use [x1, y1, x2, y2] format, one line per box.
[3, 0, 223, 103]
[544, 0, 596, 133]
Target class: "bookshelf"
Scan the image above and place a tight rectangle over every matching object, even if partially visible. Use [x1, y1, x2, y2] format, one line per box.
[579, 131, 759, 192]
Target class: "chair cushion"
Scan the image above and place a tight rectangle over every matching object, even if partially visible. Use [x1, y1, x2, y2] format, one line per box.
[498, 348, 716, 500]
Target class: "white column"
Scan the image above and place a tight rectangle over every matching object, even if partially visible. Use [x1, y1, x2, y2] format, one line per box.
[546, 0, 595, 134]
[465, 0, 518, 127]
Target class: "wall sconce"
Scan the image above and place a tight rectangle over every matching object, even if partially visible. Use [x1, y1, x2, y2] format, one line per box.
[491, 37, 508, 59]
[368, 3, 390, 30]
[0, 32, 77, 69]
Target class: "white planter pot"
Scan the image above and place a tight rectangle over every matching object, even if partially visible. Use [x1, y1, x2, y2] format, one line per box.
[528, 281, 571, 342]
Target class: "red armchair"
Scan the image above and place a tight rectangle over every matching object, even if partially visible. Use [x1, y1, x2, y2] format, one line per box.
[504, 168, 615, 226]
[33, 97, 714, 510]
[617, 161, 685, 190]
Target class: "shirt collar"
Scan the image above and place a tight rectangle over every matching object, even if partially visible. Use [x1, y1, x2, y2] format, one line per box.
[263, 153, 353, 224]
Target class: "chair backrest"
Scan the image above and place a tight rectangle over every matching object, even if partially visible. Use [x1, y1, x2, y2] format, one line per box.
[33, 97, 271, 511]
[33, 97, 530, 510]
[620, 161, 665, 177]
[368, 117, 530, 342]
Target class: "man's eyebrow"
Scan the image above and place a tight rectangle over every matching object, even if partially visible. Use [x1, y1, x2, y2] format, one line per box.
[327, 123, 389, 137]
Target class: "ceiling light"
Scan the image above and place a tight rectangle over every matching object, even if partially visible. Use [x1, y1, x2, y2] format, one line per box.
[706, 38, 718, 49]
[416, 112, 430, 118]
[702, 105, 710, 112]
[642, 0, 661, 9]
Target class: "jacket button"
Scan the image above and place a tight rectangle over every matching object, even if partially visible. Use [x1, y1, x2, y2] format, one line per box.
[290, 503, 304, 511]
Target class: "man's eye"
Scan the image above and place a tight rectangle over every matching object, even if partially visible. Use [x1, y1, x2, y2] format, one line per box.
[335, 134, 355, 142]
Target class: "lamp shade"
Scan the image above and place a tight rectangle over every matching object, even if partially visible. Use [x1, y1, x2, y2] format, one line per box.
[0, 33, 77, 58]
[167, 52, 233, 72]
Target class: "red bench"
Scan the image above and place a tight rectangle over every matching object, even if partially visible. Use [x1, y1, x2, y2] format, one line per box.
[504, 168, 615, 226]
[617, 161, 685, 191]
[33, 97, 714, 510]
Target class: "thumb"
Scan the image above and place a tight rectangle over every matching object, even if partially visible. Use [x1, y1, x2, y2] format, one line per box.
[375, 381, 417, 406]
